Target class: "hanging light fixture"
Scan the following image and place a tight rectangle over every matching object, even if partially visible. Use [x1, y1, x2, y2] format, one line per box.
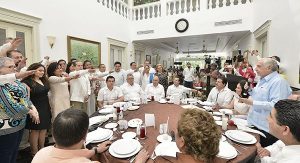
[175, 42, 179, 54]
[201, 40, 207, 53]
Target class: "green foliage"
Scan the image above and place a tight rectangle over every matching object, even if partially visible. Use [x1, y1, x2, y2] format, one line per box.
[71, 40, 99, 66]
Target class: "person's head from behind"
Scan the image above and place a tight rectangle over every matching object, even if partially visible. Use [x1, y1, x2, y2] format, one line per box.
[114, 61, 121, 72]
[130, 62, 137, 70]
[106, 76, 115, 88]
[48, 62, 63, 77]
[83, 60, 92, 69]
[152, 76, 159, 86]
[235, 80, 249, 98]
[0, 57, 16, 75]
[255, 58, 278, 78]
[126, 73, 134, 85]
[176, 109, 221, 162]
[215, 76, 227, 90]
[268, 99, 300, 145]
[7, 50, 24, 66]
[53, 109, 89, 148]
[75, 61, 83, 71]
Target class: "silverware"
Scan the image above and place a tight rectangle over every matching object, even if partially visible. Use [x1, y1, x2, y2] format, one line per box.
[150, 143, 159, 159]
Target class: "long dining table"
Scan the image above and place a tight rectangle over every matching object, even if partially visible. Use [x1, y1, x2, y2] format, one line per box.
[89, 101, 258, 163]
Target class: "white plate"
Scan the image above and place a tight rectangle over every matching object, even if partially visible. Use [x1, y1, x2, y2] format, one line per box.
[226, 130, 253, 142]
[199, 101, 214, 106]
[109, 139, 141, 158]
[112, 139, 138, 155]
[225, 130, 257, 144]
[231, 118, 249, 127]
[86, 128, 113, 144]
[215, 121, 222, 126]
[217, 141, 237, 159]
[127, 106, 140, 111]
[122, 132, 137, 139]
[99, 107, 114, 114]
[155, 142, 180, 157]
[203, 106, 213, 111]
[167, 101, 173, 104]
[213, 112, 223, 116]
[91, 131, 113, 143]
[185, 98, 197, 102]
[158, 100, 167, 104]
[104, 123, 118, 129]
[213, 116, 221, 121]
[157, 134, 172, 143]
[147, 99, 151, 102]
[128, 118, 143, 128]
[219, 109, 233, 115]
[113, 102, 126, 107]
[89, 116, 109, 126]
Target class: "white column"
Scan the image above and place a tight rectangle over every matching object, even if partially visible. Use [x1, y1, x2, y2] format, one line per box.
[178, 0, 182, 13]
[103, 0, 106, 7]
[160, 0, 167, 17]
[195, 0, 199, 11]
[148, 6, 150, 19]
[142, 7, 145, 19]
[133, 9, 136, 20]
[152, 5, 155, 18]
[128, 0, 133, 20]
[189, 0, 193, 12]
[216, 0, 220, 8]
[237, 0, 242, 5]
[229, 0, 234, 6]
[182, 0, 186, 13]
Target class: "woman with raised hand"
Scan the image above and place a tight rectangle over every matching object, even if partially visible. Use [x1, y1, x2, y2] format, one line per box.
[22, 63, 50, 156]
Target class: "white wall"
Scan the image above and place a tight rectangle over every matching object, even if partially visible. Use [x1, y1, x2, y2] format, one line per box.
[0, 0, 131, 66]
[131, 4, 254, 41]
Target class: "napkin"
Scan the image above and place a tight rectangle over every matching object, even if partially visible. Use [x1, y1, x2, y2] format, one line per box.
[237, 125, 266, 138]
[145, 113, 155, 127]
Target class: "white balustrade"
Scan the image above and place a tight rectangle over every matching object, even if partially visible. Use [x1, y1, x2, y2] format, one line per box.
[97, 0, 252, 19]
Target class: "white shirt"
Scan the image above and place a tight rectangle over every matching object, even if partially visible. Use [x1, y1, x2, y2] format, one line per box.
[141, 73, 152, 90]
[126, 69, 141, 85]
[94, 70, 110, 89]
[261, 140, 300, 163]
[111, 69, 126, 87]
[97, 86, 123, 103]
[183, 67, 194, 82]
[166, 84, 191, 99]
[207, 87, 233, 106]
[69, 70, 91, 103]
[120, 82, 143, 101]
[145, 83, 165, 99]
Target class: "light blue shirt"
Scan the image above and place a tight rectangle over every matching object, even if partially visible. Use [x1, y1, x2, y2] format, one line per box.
[248, 71, 292, 132]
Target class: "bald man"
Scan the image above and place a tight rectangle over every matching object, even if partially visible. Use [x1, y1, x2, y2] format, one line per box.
[145, 76, 165, 100]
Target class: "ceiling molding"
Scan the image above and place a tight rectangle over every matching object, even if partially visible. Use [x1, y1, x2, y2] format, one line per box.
[253, 20, 271, 39]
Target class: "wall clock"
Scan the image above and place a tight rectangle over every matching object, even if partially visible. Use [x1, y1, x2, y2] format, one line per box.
[175, 18, 189, 33]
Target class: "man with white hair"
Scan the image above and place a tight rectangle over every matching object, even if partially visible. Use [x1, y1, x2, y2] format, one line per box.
[239, 58, 292, 147]
[120, 74, 143, 101]
[145, 76, 165, 100]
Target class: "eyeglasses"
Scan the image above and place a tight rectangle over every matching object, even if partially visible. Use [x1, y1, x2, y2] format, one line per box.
[5, 65, 16, 69]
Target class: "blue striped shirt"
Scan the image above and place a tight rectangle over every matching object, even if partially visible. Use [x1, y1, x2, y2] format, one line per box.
[248, 71, 292, 132]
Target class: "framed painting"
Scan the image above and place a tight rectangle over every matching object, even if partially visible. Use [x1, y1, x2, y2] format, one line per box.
[67, 36, 101, 66]
[146, 55, 151, 64]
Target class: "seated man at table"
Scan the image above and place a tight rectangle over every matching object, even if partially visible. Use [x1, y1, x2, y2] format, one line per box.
[97, 75, 124, 108]
[145, 76, 165, 100]
[32, 108, 111, 163]
[207, 75, 233, 109]
[120, 73, 143, 101]
[166, 77, 197, 99]
[135, 109, 222, 163]
[256, 99, 300, 163]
